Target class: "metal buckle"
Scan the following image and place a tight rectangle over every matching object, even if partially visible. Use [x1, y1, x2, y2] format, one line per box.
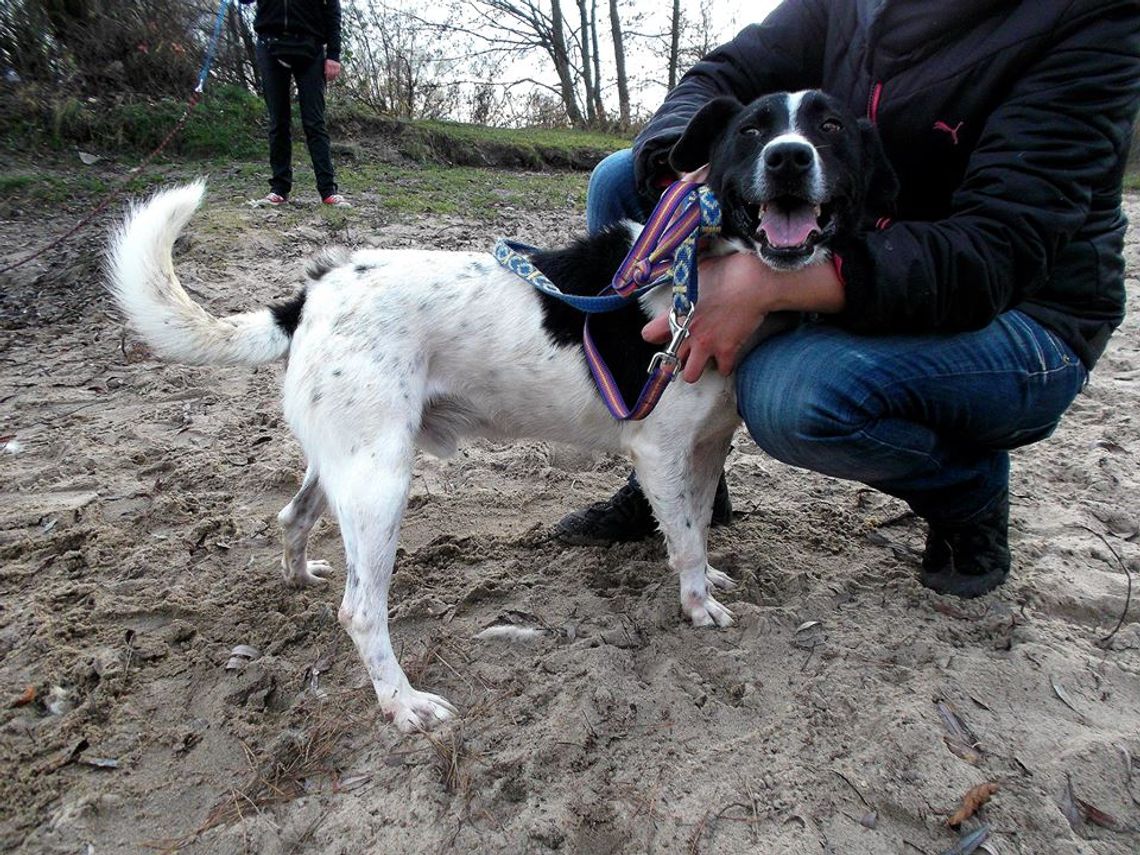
[647, 308, 692, 375]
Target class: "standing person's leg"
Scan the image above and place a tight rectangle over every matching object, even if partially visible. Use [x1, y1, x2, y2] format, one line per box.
[256, 41, 294, 199]
[555, 149, 732, 546]
[735, 311, 1087, 596]
[294, 51, 337, 201]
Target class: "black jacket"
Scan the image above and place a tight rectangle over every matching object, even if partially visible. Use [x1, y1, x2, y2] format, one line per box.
[240, 0, 342, 62]
[634, 0, 1140, 369]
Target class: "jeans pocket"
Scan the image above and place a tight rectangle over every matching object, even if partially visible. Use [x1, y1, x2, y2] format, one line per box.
[1007, 311, 1077, 375]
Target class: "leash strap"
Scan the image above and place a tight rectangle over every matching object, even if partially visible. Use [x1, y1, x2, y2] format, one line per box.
[492, 239, 659, 313]
[493, 180, 721, 421]
[197, 0, 233, 92]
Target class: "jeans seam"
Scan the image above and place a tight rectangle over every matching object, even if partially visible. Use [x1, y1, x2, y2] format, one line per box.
[850, 364, 1070, 429]
[851, 424, 943, 469]
[1007, 311, 1048, 373]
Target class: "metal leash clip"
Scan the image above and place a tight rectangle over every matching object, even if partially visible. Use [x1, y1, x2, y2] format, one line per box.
[647, 308, 693, 375]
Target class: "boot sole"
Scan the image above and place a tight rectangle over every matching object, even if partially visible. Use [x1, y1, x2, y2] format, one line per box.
[920, 566, 1009, 598]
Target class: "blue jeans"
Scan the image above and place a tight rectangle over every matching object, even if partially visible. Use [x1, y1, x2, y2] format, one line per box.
[588, 149, 1088, 522]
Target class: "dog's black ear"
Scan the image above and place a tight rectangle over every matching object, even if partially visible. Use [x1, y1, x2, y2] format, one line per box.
[859, 118, 900, 216]
[669, 97, 744, 174]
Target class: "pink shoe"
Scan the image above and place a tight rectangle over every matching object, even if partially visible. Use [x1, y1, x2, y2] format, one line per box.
[250, 192, 288, 207]
[322, 194, 352, 208]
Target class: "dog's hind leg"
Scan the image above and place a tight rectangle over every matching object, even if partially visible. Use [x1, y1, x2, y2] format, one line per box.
[631, 430, 736, 628]
[322, 432, 457, 733]
[277, 464, 333, 587]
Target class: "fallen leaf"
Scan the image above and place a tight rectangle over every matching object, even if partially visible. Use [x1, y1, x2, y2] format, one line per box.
[948, 782, 999, 827]
[78, 756, 120, 769]
[1058, 775, 1083, 831]
[1075, 797, 1123, 831]
[938, 701, 983, 764]
[78, 150, 100, 165]
[11, 685, 36, 707]
[1050, 675, 1084, 719]
[334, 772, 372, 792]
[940, 824, 990, 855]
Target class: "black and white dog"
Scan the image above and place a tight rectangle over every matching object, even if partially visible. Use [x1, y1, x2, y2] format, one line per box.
[108, 90, 895, 732]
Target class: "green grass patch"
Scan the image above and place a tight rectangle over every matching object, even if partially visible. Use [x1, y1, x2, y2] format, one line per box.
[0, 85, 265, 160]
[1124, 171, 1140, 192]
[0, 169, 157, 206]
[1, 86, 622, 172]
[413, 118, 627, 156]
[338, 163, 587, 215]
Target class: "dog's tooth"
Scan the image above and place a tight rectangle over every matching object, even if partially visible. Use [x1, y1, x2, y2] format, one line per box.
[814, 205, 822, 217]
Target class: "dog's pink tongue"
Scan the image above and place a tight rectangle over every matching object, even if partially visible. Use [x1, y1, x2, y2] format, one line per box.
[759, 206, 818, 248]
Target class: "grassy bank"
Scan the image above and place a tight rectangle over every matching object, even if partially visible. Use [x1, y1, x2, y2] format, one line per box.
[0, 84, 628, 171]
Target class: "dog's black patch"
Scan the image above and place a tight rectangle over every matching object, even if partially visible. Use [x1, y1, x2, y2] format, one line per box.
[306, 247, 350, 280]
[530, 225, 663, 409]
[271, 291, 307, 337]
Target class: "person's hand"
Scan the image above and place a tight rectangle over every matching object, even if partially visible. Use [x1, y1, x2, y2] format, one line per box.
[642, 252, 772, 383]
[324, 59, 341, 82]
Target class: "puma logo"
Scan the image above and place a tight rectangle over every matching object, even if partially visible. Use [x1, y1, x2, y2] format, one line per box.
[933, 120, 964, 145]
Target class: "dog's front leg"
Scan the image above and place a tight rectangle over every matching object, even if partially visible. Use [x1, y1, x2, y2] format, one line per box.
[323, 439, 457, 733]
[277, 464, 333, 587]
[631, 431, 736, 628]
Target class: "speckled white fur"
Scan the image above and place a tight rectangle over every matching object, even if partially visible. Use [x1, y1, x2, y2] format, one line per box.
[109, 184, 741, 732]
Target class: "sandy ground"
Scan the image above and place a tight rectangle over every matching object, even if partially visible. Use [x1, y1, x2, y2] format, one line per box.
[1, 164, 1138, 855]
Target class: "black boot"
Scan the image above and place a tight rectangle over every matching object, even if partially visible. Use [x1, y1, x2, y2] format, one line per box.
[554, 471, 733, 546]
[920, 491, 1011, 598]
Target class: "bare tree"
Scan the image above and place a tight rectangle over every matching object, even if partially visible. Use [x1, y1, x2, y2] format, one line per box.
[608, 0, 630, 129]
[344, 1, 459, 120]
[424, 0, 601, 127]
[667, 0, 680, 90]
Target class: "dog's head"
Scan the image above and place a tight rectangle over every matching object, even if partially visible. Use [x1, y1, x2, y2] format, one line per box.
[669, 90, 898, 271]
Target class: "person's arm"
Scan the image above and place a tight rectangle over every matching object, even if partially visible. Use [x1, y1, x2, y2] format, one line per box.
[643, 254, 843, 383]
[323, 0, 342, 80]
[634, 0, 830, 197]
[655, 1, 1140, 382]
[831, 2, 1140, 335]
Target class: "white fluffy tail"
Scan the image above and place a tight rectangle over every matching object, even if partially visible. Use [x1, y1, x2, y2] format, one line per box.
[107, 181, 290, 365]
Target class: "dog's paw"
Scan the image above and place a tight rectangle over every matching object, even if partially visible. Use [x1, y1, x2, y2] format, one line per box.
[385, 689, 459, 733]
[683, 591, 735, 628]
[286, 559, 334, 588]
[705, 566, 736, 591]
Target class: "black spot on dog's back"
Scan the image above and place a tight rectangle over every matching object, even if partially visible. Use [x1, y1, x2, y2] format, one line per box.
[305, 247, 350, 280]
[271, 291, 307, 336]
[529, 225, 664, 410]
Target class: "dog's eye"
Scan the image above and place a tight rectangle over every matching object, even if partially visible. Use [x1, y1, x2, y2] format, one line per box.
[740, 126, 761, 137]
[821, 118, 843, 133]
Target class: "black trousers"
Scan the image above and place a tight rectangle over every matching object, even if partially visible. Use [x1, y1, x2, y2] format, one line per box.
[256, 41, 337, 199]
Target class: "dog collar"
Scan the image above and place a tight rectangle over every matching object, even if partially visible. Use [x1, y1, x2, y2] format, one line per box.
[493, 181, 722, 421]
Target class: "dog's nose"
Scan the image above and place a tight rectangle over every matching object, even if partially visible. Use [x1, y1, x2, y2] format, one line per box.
[763, 140, 815, 177]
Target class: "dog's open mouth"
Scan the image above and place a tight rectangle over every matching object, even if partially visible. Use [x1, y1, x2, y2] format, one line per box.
[751, 197, 835, 263]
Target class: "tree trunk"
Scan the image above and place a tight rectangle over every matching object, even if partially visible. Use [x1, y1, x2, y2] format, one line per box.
[668, 0, 681, 90]
[549, 0, 584, 127]
[609, 0, 630, 128]
[589, 0, 605, 124]
[576, 0, 595, 126]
